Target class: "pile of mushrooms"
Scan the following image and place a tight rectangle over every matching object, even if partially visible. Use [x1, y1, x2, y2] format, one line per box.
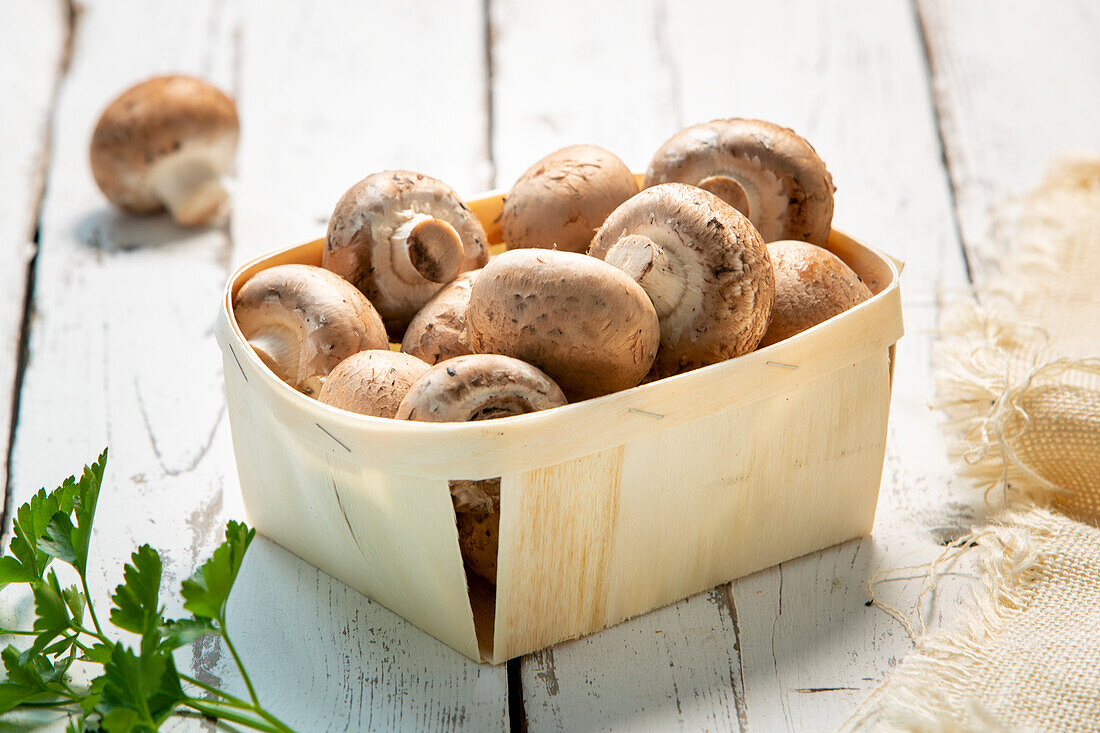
[229, 118, 873, 586]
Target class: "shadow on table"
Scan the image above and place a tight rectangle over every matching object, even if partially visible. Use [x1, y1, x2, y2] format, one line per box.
[201, 532, 972, 731]
[72, 207, 226, 254]
[516, 534, 964, 732]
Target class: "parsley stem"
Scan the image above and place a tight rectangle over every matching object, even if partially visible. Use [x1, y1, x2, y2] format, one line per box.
[183, 699, 281, 733]
[221, 632, 260, 706]
[80, 574, 105, 638]
[0, 628, 37, 636]
[180, 673, 252, 709]
[12, 699, 76, 709]
[190, 637, 295, 733]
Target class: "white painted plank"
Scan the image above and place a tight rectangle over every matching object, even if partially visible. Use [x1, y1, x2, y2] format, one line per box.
[489, 0, 679, 187]
[7, 1, 505, 730]
[230, 0, 493, 264]
[0, 0, 65, 517]
[917, 0, 1100, 283]
[493, 1, 976, 730]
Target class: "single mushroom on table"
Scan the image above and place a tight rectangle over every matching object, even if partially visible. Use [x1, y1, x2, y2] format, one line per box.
[644, 118, 835, 246]
[233, 264, 389, 396]
[758, 240, 872, 347]
[501, 144, 639, 253]
[324, 171, 490, 339]
[90, 75, 239, 227]
[317, 350, 430, 418]
[589, 183, 775, 378]
[465, 249, 661, 401]
[400, 269, 481, 364]
[396, 354, 568, 584]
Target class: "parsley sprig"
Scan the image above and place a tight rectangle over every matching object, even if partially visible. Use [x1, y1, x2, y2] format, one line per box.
[0, 449, 296, 731]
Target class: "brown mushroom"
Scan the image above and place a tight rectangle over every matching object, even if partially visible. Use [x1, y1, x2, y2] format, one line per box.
[395, 353, 567, 422]
[323, 171, 490, 338]
[452, 497, 501, 586]
[644, 119, 835, 246]
[758, 240, 871, 347]
[465, 249, 660, 401]
[317, 350, 430, 418]
[233, 264, 388, 396]
[400, 269, 481, 364]
[501, 144, 639, 253]
[90, 75, 239, 227]
[396, 353, 568, 585]
[589, 184, 775, 377]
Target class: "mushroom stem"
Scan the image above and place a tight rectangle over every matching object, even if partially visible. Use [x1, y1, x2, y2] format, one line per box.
[148, 151, 229, 227]
[391, 213, 465, 285]
[697, 175, 751, 218]
[603, 234, 686, 320]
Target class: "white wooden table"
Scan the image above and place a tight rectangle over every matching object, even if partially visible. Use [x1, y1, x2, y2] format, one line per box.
[2, 1, 1097, 730]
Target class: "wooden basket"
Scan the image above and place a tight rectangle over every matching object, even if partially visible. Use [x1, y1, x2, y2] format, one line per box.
[214, 186, 904, 664]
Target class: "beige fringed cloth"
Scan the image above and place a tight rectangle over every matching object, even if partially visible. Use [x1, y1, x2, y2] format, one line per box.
[850, 159, 1100, 731]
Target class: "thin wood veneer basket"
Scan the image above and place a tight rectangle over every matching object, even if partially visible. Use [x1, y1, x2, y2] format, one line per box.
[215, 185, 904, 664]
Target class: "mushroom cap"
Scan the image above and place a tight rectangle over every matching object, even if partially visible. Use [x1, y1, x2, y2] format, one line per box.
[590, 184, 775, 377]
[759, 240, 871, 347]
[395, 354, 567, 422]
[232, 264, 389, 395]
[450, 477, 501, 584]
[90, 75, 239, 214]
[456, 507, 500, 584]
[324, 170, 490, 338]
[400, 269, 481, 364]
[317, 350, 430, 418]
[644, 119, 835, 246]
[466, 249, 661, 400]
[501, 144, 640, 253]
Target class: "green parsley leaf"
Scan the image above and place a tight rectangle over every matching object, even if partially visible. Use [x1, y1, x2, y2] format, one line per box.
[30, 572, 70, 654]
[62, 586, 85, 629]
[98, 643, 183, 728]
[39, 513, 78, 566]
[1, 644, 65, 692]
[0, 680, 51, 715]
[0, 483, 77, 589]
[181, 521, 254, 625]
[68, 449, 108, 576]
[100, 707, 141, 732]
[81, 642, 114, 666]
[159, 618, 215, 651]
[109, 545, 164, 655]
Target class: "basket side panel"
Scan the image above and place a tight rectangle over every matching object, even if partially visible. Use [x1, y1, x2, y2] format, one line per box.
[221, 349, 482, 661]
[608, 352, 891, 613]
[491, 446, 626, 664]
[492, 351, 891, 661]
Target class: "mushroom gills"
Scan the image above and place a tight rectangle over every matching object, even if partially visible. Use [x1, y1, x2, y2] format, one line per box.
[468, 394, 543, 421]
[699, 162, 786, 241]
[147, 148, 230, 226]
[603, 223, 706, 346]
[245, 324, 305, 389]
[390, 212, 466, 285]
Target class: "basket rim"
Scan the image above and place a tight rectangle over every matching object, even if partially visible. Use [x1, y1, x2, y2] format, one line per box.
[217, 186, 904, 478]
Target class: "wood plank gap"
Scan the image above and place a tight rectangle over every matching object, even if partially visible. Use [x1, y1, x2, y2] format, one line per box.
[1, 0, 79, 542]
[715, 584, 750, 731]
[508, 656, 528, 733]
[483, 0, 499, 187]
[910, 0, 974, 285]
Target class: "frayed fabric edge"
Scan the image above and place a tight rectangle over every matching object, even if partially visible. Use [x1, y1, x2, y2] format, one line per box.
[844, 508, 1064, 732]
